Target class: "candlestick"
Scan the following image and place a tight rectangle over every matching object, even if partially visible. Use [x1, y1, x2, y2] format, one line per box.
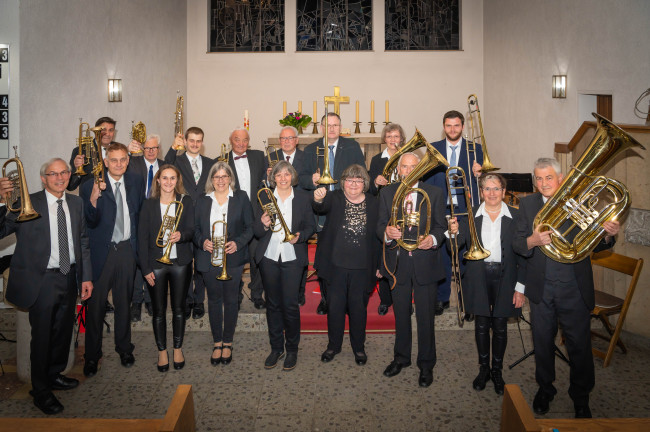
[283, 101, 287, 117]
[385, 100, 389, 123]
[353, 121, 361, 134]
[312, 121, 319, 134]
[313, 101, 317, 120]
[355, 101, 360, 123]
[368, 121, 377, 134]
[370, 100, 375, 122]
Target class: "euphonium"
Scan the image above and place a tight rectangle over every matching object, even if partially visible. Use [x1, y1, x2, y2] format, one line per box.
[265, 140, 281, 168]
[2, 146, 40, 222]
[76, 119, 93, 175]
[316, 102, 337, 185]
[217, 143, 230, 163]
[130, 120, 146, 155]
[467, 94, 499, 173]
[381, 129, 429, 185]
[211, 214, 232, 281]
[172, 91, 185, 150]
[156, 200, 184, 265]
[535, 113, 645, 263]
[257, 180, 296, 243]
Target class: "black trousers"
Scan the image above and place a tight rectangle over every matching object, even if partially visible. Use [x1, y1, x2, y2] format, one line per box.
[149, 262, 191, 350]
[530, 278, 594, 406]
[474, 262, 508, 369]
[260, 257, 302, 353]
[186, 264, 205, 305]
[131, 266, 151, 305]
[392, 257, 437, 370]
[247, 238, 264, 301]
[29, 268, 77, 398]
[377, 276, 392, 306]
[326, 266, 370, 353]
[85, 241, 136, 361]
[204, 264, 244, 344]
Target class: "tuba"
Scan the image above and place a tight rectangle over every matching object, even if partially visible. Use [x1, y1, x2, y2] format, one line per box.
[265, 140, 281, 169]
[2, 146, 40, 222]
[381, 130, 427, 185]
[467, 94, 499, 173]
[172, 91, 185, 150]
[211, 214, 231, 280]
[130, 121, 146, 155]
[535, 113, 645, 263]
[257, 180, 296, 243]
[156, 200, 184, 265]
[316, 102, 337, 185]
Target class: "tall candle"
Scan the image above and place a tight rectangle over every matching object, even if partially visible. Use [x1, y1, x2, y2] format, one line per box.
[370, 100, 375, 122]
[244, 110, 249, 130]
[298, 101, 302, 113]
[313, 101, 317, 120]
[283, 101, 287, 117]
[355, 101, 359, 122]
[385, 100, 389, 122]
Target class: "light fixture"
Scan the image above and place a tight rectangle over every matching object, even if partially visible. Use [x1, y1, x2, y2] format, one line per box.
[552, 75, 567, 99]
[108, 79, 122, 102]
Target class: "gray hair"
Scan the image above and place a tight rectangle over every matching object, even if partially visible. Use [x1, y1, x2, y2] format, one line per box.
[205, 161, 236, 193]
[280, 126, 298, 137]
[398, 151, 421, 165]
[478, 173, 507, 190]
[534, 157, 561, 175]
[229, 127, 249, 140]
[40, 157, 70, 177]
[381, 123, 406, 146]
[340, 164, 370, 193]
[145, 134, 161, 147]
[268, 161, 298, 188]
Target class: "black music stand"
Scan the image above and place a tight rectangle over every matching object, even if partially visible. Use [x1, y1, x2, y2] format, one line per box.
[500, 173, 534, 193]
[509, 313, 569, 370]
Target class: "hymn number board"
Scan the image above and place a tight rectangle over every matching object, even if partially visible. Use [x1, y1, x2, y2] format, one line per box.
[0, 44, 9, 158]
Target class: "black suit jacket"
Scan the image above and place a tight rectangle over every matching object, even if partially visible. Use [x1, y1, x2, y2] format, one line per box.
[126, 156, 164, 195]
[228, 150, 267, 200]
[164, 148, 215, 203]
[80, 172, 144, 282]
[137, 194, 195, 275]
[512, 192, 614, 310]
[377, 182, 447, 285]
[453, 206, 525, 317]
[193, 190, 253, 273]
[0, 192, 92, 308]
[299, 136, 366, 191]
[368, 152, 390, 196]
[252, 188, 316, 267]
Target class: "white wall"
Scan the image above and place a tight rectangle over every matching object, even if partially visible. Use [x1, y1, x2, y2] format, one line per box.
[19, 0, 187, 190]
[483, 0, 650, 172]
[187, 0, 484, 157]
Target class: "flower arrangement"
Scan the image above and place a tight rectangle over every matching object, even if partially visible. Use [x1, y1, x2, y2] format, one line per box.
[279, 112, 312, 129]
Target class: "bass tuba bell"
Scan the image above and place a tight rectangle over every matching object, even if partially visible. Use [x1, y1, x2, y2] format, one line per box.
[535, 113, 646, 263]
[2, 146, 40, 222]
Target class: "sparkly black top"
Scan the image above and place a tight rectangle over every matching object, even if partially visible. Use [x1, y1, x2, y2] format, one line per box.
[333, 197, 368, 269]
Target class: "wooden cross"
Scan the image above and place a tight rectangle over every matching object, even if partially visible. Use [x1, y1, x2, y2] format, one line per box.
[324, 86, 350, 116]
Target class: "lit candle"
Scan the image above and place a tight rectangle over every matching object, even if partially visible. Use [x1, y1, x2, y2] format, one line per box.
[370, 100, 375, 122]
[244, 110, 249, 130]
[283, 101, 287, 117]
[355, 101, 359, 122]
[313, 101, 317, 120]
[385, 100, 389, 123]
[298, 101, 302, 113]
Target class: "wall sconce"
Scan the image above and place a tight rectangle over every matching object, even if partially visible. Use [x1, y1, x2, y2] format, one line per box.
[108, 79, 122, 102]
[552, 75, 567, 98]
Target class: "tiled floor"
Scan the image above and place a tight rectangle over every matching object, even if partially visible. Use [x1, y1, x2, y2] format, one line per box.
[1, 309, 650, 431]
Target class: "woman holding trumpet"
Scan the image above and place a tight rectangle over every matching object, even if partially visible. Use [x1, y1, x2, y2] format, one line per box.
[138, 164, 194, 372]
[253, 161, 315, 371]
[447, 173, 525, 395]
[194, 161, 253, 366]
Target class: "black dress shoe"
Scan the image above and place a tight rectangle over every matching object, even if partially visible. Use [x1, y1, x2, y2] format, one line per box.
[83, 359, 98, 377]
[192, 303, 205, 319]
[532, 388, 554, 415]
[173, 350, 185, 370]
[184, 303, 193, 320]
[320, 349, 340, 363]
[145, 302, 153, 317]
[418, 369, 433, 387]
[464, 313, 475, 322]
[575, 404, 592, 418]
[105, 300, 114, 313]
[210, 346, 222, 366]
[120, 353, 135, 368]
[316, 300, 328, 315]
[33, 392, 64, 415]
[264, 351, 285, 369]
[157, 362, 169, 372]
[131, 303, 142, 322]
[442, 301, 450, 309]
[491, 368, 505, 395]
[253, 298, 266, 310]
[50, 374, 79, 391]
[283, 352, 298, 371]
[434, 301, 444, 316]
[221, 345, 233, 365]
[472, 365, 491, 391]
[354, 351, 367, 366]
[377, 304, 389, 316]
[298, 293, 306, 306]
[383, 360, 411, 377]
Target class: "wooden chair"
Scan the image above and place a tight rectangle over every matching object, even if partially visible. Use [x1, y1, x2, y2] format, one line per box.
[590, 250, 644, 368]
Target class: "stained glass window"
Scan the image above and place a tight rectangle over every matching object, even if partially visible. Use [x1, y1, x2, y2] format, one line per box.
[385, 0, 459, 51]
[297, 0, 372, 51]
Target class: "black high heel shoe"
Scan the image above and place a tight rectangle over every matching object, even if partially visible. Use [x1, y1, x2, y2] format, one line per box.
[173, 349, 185, 370]
[210, 346, 223, 366]
[157, 351, 169, 372]
[221, 345, 233, 365]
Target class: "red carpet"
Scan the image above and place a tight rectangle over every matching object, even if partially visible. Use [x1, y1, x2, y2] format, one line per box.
[301, 244, 396, 334]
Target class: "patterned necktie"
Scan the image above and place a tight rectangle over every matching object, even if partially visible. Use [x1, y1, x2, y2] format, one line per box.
[112, 182, 124, 243]
[57, 199, 70, 275]
[328, 145, 335, 191]
[191, 158, 200, 183]
[146, 165, 153, 198]
[449, 145, 458, 202]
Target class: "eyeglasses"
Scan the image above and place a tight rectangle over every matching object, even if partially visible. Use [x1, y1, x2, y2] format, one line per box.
[482, 187, 503, 192]
[279, 136, 297, 142]
[213, 175, 230, 180]
[144, 146, 159, 151]
[44, 170, 71, 178]
[344, 179, 364, 186]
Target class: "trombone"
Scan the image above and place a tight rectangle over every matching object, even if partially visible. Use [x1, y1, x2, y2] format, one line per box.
[2, 146, 40, 222]
[156, 200, 184, 265]
[172, 91, 185, 150]
[467, 94, 499, 174]
[130, 120, 146, 155]
[256, 180, 296, 243]
[265, 140, 281, 168]
[211, 214, 231, 281]
[316, 101, 337, 185]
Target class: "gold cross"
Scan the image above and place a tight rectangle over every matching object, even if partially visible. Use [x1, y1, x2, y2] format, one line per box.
[324, 86, 350, 116]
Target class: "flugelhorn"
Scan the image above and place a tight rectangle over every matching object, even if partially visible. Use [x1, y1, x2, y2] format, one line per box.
[2, 146, 40, 222]
[467, 94, 499, 173]
[75, 119, 93, 175]
[535, 113, 645, 263]
[211, 214, 231, 281]
[316, 102, 337, 185]
[265, 140, 281, 168]
[257, 180, 296, 243]
[156, 200, 184, 265]
[131, 120, 146, 155]
[172, 91, 184, 150]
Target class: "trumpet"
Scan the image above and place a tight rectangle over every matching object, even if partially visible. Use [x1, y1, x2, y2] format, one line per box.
[75, 120, 93, 175]
[130, 120, 146, 155]
[211, 214, 231, 281]
[2, 146, 40, 222]
[156, 200, 184, 265]
[257, 181, 296, 243]
[467, 94, 499, 174]
[265, 140, 281, 168]
[316, 102, 337, 185]
[172, 91, 185, 150]
[217, 143, 230, 163]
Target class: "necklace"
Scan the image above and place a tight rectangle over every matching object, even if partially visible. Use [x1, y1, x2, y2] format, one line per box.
[485, 208, 501, 214]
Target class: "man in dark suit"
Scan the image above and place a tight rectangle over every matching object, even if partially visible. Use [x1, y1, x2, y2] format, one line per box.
[0, 158, 93, 415]
[68, 116, 117, 191]
[127, 134, 164, 321]
[165, 126, 215, 319]
[377, 152, 446, 388]
[81, 143, 144, 378]
[299, 113, 366, 314]
[423, 110, 483, 316]
[513, 157, 619, 419]
[227, 127, 268, 310]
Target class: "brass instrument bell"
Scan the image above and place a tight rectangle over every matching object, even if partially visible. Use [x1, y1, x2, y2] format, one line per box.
[2, 146, 40, 222]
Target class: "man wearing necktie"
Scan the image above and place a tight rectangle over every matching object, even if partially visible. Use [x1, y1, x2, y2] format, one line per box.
[423, 110, 484, 316]
[81, 143, 144, 378]
[227, 127, 268, 309]
[0, 158, 92, 415]
[127, 134, 164, 321]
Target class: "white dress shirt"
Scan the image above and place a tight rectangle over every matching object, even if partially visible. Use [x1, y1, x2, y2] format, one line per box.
[160, 202, 177, 259]
[233, 153, 252, 199]
[264, 188, 296, 262]
[46, 190, 75, 269]
[282, 150, 295, 165]
[107, 174, 131, 241]
[208, 189, 234, 263]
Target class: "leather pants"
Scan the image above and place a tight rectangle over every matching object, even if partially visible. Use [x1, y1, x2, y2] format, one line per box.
[149, 262, 191, 351]
[475, 315, 508, 370]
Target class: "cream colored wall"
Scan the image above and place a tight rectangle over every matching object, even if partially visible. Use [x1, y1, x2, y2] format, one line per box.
[18, 0, 187, 190]
[187, 0, 484, 158]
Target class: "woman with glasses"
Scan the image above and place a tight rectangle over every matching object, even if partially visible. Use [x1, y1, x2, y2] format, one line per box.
[194, 161, 253, 366]
[253, 161, 315, 371]
[448, 173, 525, 395]
[138, 165, 194, 372]
[313, 164, 380, 366]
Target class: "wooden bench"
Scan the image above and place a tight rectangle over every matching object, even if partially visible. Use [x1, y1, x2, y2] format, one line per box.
[501, 384, 650, 431]
[0, 384, 194, 432]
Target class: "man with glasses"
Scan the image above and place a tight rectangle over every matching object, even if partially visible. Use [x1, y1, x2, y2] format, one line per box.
[299, 112, 365, 314]
[1, 159, 93, 414]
